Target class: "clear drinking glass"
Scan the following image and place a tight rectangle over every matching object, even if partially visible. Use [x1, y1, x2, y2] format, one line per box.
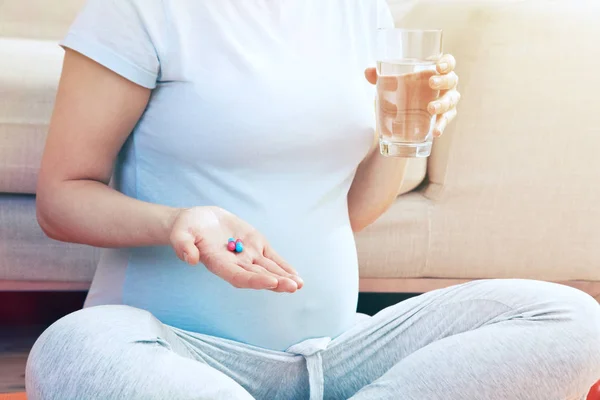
[376, 29, 443, 158]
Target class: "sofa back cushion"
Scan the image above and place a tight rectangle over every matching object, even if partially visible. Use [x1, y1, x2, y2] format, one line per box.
[0, 0, 85, 40]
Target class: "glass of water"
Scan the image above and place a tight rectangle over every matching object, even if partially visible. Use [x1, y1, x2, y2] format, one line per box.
[376, 29, 443, 158]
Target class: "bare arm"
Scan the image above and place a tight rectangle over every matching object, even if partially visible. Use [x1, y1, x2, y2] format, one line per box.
[37, 49, 179, 247]
[348, 140, 409, 233]
[346, 68, 410, 232]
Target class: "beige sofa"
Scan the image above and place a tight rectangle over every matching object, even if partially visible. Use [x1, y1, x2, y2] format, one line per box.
[359, 0, 600, 297]
[1, 0, 599, 297]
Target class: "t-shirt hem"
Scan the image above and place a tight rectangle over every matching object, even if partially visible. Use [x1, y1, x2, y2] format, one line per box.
[60, 32, 158, 89]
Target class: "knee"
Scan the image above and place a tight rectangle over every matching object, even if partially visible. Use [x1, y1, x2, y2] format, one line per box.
[26, 307, 95, 398]
[536, 282, 600, 330]
[481, 280, 600, 366]
[26, 306, 254, 400]
[26, 305, 155, 399]
[535, 283, 600, 382]
[561, 284, 600, 345]
[499, 281, 600, 389]
[28, 305, 155, 358]
[513, 280, 600, 335]
[487, 279, 600, 325]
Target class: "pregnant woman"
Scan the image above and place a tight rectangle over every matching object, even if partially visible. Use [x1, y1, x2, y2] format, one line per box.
[26, 1, 600, 399]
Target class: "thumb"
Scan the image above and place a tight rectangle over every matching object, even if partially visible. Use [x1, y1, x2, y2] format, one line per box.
[171, 231, 200, 265]
[365, 67, 377, 85]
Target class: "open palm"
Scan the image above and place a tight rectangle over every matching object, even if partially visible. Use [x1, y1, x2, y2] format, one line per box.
[169, 206, 303, 293]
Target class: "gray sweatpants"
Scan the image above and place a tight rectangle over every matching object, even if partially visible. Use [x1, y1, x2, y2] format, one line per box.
[26, 280, 600, 400]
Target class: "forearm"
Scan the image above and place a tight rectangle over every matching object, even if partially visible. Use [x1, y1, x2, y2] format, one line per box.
[37, 179, 180, 248]
[348, 144, 409, 232]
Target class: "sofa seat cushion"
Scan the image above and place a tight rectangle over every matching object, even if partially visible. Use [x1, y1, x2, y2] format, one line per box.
[357, 192, 600, 282]
[357, 193, 430, 279]
[0, 38, 64, 194]
[0, 195, 99, 283]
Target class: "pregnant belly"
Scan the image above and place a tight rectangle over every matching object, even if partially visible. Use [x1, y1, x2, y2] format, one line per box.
[121, 228, 360, 351]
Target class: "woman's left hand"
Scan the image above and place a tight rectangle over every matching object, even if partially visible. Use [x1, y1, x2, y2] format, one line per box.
[365, 54, 461, 137]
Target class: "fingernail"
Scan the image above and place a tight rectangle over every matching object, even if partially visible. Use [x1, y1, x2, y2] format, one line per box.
[439, 62, 448, 71]
[183, 252, 189, 263]
[430, 103, 440, 113]
[431, 77, 441, 87]
[434, 129, 443, 137]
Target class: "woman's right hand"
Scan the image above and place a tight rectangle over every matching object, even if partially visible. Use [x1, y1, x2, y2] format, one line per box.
[169, 207, 303, 293]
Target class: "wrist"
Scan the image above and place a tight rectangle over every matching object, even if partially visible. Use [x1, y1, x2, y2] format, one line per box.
[161, 206, 185, 245]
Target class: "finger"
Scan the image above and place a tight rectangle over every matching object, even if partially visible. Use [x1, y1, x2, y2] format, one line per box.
[242, 263, 294, 293]
[250, 264, 297, 293]
[210, 261, 279, 290]
[376, 75, 398, 92]
[436, 54, 456, 74]
[171, 231, 200, 265]
[256, 257, 303, 290]
[433, 108, 457, 137]
[429, 71, 458, 91]
[263, 246, 300, 276]
[254, 256, 297, 281]
[364, 68, 377, 85]
[377, 70, 435, 93]
[428, 90, 461, 115]
[378, 97, 398, 115]
[376, 98, 397, 139]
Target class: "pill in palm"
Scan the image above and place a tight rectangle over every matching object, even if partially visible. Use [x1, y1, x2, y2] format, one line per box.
[235, 241, 244, 253]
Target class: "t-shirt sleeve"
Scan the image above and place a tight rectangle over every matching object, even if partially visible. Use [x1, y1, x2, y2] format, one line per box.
[60, 0, 160, 89]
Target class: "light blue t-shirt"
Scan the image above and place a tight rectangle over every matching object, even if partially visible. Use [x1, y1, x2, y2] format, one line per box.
[62, 0, 394, 351]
